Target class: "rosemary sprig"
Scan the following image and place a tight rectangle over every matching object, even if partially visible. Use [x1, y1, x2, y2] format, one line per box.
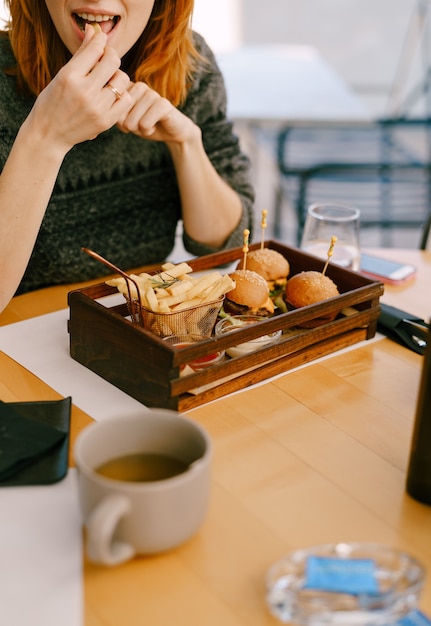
[149, 273, 181, 290]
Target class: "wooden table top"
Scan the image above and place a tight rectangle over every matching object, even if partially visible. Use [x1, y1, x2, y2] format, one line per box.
[1, 248, 430, 625]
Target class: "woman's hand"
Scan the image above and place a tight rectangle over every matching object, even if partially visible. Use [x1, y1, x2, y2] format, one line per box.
[116, 81, 243, 250]
[25, 25, 133, 155]
[117, 81, 199, 145]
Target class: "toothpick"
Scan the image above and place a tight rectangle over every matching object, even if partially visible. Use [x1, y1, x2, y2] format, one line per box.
[322, 236, 337, 275]
[260, 209, 268, 249]
[242, 229, 250, 270]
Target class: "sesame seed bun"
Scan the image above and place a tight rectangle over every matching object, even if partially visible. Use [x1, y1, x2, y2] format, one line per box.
[225, 269, 274, 316]
[284, 270, 340, 327]
[285, 271, 339, 307]
[237, 248, 290, 283]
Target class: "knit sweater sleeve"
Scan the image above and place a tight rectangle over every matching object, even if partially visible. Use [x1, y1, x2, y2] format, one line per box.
[180, 32, 254, 257]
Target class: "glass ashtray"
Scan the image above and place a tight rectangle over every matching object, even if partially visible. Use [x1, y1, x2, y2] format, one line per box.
[266, 542, 425, 625]
[214, 315, 282, 358]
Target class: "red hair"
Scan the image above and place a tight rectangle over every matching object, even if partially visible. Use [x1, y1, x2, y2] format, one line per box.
[5, 0, 199, 105]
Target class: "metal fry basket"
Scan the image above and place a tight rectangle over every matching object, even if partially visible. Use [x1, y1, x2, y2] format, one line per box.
[126, 293, 224, 338]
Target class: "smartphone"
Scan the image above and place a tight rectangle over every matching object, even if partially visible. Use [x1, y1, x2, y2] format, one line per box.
[360, 253, 417, 285]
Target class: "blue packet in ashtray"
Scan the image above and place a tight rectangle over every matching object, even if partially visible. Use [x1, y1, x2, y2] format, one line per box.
[304, 554, 378, 595]
[397, 611, 431, 626]
[266, 542, 426, 625]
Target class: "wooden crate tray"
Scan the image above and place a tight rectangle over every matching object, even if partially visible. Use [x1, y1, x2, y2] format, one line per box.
[68, 241, 384, 411]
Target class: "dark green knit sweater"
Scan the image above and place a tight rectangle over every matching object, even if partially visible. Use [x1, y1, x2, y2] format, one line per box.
[0, 32, 254, 294]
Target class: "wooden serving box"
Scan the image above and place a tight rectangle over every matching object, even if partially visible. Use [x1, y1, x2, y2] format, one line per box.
[68, 241, 384, 411]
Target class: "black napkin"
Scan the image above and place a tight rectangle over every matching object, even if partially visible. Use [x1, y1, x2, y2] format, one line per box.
[378, 303, 429, 355]
[0, 397, 71, 487]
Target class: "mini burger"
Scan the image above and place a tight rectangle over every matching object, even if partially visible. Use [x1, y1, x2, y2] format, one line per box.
[224, 269, 275, 317]
[237, 248, 290, 296]
[284, 270, 340, 327]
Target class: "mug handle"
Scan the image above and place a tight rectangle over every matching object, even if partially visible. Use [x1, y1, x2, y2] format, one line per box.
[85, 494, 136, 566]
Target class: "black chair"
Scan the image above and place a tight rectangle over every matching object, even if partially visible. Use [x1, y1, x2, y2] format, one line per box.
[274, 118, 431, 246]
[420, 213, 431, 249]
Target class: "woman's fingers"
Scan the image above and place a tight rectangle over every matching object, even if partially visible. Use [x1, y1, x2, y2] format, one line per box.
[66, 25, 127, 97]
[103, 71, 132, 106]
[118, 82, 175, 137]
[55, 27, 131, 111]
[68, 25, 109, 75]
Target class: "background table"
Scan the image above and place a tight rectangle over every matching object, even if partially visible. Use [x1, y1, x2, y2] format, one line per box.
[215, 44, 372, 243]
[0, 249, 430, 625]
[216, 45, 371, 126]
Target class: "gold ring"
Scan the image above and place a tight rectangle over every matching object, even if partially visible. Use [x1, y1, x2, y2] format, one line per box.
[106, 83, 122, 101]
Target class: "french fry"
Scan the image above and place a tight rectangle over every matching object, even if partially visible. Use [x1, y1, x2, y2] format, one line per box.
[160, 291, 196, 308]
[156, 262, 193, 281]
[200, 274, 235, 304]
[186, 272, 221, 300]
[157, 299, 171, 313]
[166, 279, 194, 296]
[144, 286, 159, 312]
[118, 282, 141, 300]
[106, 277, 123, 288]
[129, 274, 151, 295]
[154, 288, 170, 298]
[172, 297, 203, 311]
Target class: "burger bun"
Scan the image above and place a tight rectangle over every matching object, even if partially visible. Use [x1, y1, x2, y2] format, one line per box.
[225, 269, 274, 316]
[284, 270, 340, 327]
[237, 248, 290, 284]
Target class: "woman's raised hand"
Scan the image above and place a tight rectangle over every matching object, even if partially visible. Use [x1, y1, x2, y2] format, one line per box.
[117, 81, 198, 146]
[26, 25, 133, 155]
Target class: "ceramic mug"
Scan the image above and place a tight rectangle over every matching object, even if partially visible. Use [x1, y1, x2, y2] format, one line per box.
[74, 410, 212, 566]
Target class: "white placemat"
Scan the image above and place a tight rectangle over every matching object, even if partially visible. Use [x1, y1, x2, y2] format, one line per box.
[0, 305, 149, 422]
[0, 470, 82, 626]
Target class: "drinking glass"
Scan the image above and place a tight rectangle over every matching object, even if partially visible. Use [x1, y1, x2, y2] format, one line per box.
[300, 202, 361, 271]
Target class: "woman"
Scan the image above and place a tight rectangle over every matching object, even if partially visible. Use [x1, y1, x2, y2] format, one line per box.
[0, 0, 254, 312]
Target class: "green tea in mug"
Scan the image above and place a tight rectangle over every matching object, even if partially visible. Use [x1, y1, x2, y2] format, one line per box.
[95, 452, 189, 482]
